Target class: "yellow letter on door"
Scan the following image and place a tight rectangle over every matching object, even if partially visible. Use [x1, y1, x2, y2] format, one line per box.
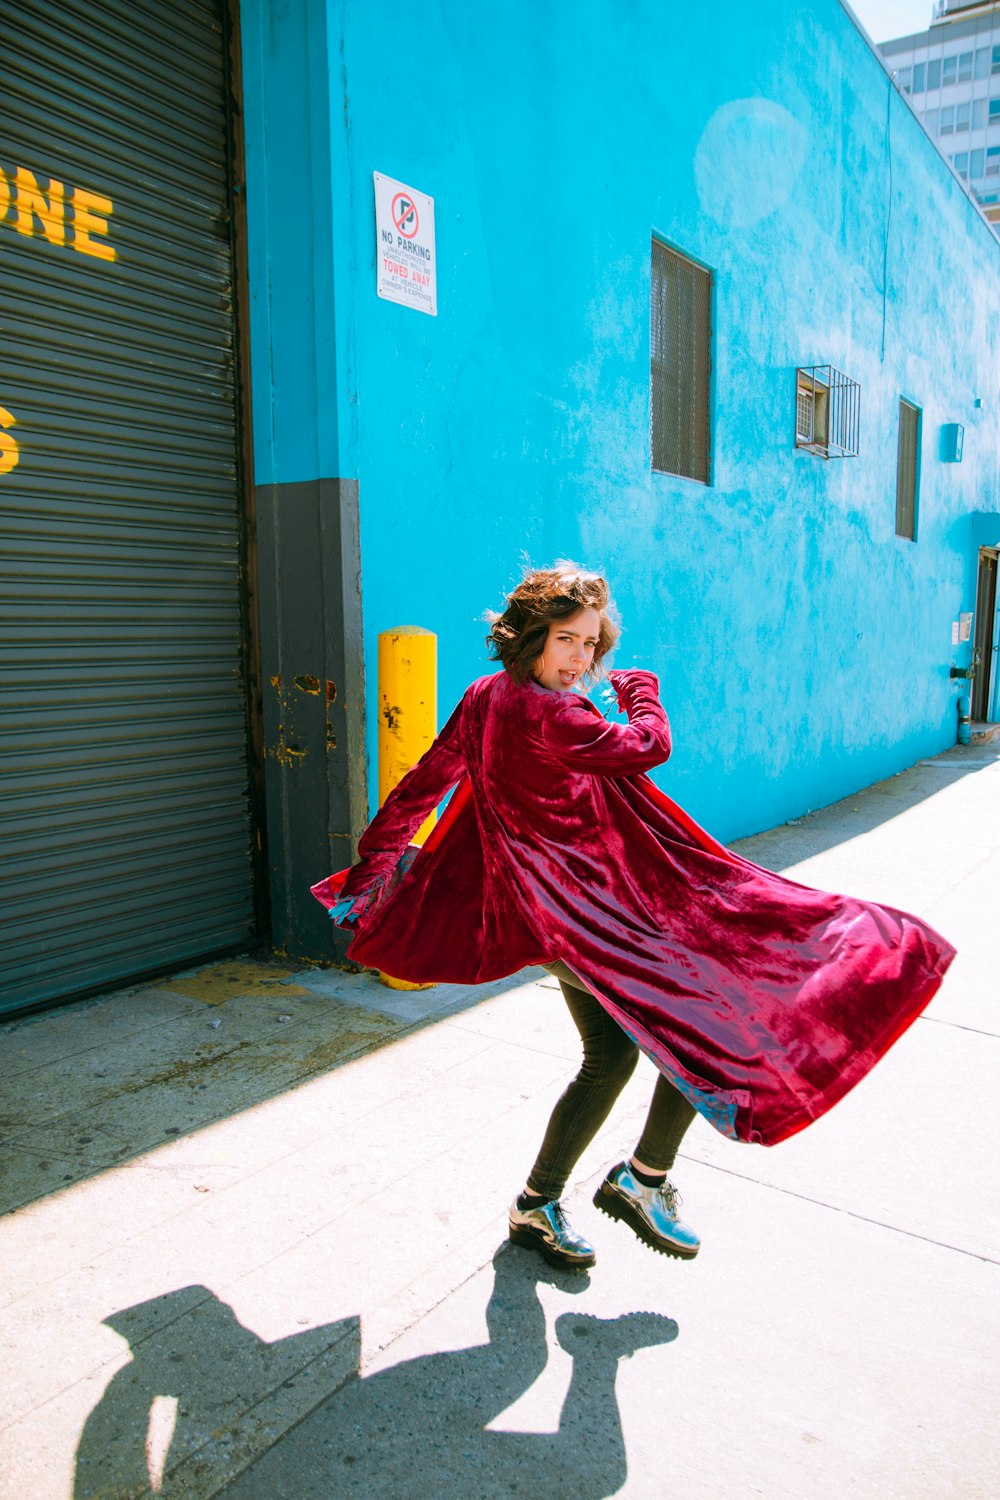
[15, 167, 66, 246]
[72, 188, 117, 262]
[0, 407, 20, 476]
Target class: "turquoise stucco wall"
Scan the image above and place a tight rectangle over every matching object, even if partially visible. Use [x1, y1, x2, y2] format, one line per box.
[241, 0, 1000, 839]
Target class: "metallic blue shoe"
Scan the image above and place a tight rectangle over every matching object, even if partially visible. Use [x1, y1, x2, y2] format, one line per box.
[593, 1162, 700, 1259]
[508, 1198, 596, 1269]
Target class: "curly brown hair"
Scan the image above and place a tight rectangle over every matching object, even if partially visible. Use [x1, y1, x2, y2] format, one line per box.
[486, 560, 620, 685]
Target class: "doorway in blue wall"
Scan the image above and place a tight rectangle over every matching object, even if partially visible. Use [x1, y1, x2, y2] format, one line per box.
[972, 549, 998, 721]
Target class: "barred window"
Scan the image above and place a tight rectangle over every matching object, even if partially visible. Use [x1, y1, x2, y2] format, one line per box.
[650, 239, 712, 484]
[794, 366, 859, 459]
[895, 400, 920, 541]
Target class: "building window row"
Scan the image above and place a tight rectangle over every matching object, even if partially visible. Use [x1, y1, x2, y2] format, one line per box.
[923, 98, 1000, 137]
[650, 241, 922, 541]
[897, 44, 1000, 95]
[949, 145, 1000, 180]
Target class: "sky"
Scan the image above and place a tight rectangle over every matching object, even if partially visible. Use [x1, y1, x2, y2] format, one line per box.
[846, 0, 939, 44]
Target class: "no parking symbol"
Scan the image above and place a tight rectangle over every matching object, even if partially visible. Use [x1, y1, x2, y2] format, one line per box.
[374, 172, 437, 316]
[392, 192, 419, 239]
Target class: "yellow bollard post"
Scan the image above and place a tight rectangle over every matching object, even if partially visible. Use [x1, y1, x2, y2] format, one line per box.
[377, 625, 437, 990]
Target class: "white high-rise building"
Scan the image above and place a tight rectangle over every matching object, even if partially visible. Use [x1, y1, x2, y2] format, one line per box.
[878, 0, 1000, 230]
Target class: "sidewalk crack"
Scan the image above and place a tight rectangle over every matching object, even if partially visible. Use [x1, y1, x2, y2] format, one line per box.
[681, 1156, 1000, 1266]
[919, 1015, 1000, 1039]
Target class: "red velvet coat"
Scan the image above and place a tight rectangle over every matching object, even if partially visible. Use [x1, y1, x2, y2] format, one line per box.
[313, 669, 954, 1146]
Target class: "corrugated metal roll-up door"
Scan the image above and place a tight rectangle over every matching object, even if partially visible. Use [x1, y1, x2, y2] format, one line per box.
[0, 0, 261, 1016]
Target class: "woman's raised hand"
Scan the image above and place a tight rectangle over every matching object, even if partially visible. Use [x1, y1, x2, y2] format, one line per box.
[607, 667, 660, 709]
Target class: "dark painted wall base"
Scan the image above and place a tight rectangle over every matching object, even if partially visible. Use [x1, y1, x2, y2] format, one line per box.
[254, 478, 367, 959]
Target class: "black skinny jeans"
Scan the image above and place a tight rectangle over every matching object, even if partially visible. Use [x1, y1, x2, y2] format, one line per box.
[527, 962, 696, 1202]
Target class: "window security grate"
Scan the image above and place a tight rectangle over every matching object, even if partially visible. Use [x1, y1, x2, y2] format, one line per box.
[895, 399, 920, 540]
[651, 240, 712, 484]
[794, 365, 860, 459]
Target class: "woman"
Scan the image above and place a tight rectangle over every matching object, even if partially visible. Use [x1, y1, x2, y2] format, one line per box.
[313, 563, 955, 1270]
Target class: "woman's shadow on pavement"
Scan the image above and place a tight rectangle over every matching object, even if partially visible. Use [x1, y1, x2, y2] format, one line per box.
[75, 1246, 678, 1499]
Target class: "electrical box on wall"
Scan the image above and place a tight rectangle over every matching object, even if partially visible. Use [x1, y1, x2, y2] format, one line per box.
[941, 423, 965, 463]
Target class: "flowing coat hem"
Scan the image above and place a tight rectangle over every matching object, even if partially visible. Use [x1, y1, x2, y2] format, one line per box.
[311, 670, 957, 1148]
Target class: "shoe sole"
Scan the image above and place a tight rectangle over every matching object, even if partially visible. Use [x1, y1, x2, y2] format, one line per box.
[508, 1223, 596, 1270]
[593, 1184, 700, 1260]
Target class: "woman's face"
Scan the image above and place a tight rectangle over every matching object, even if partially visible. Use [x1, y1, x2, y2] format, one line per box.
[532, 607, 601, 692]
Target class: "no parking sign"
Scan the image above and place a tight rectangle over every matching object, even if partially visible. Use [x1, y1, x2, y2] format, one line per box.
[374, 172, 437, 315]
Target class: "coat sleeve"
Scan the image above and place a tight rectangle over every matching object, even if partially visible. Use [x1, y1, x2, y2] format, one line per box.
[541, 669, 672, 775]
[339, 695, 467, 901]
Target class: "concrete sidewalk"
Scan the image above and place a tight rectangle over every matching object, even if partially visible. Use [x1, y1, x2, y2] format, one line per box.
[1, 740, 998, 1499]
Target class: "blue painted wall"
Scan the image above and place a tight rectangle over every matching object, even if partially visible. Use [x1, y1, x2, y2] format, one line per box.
[241, 0, 1000, 841]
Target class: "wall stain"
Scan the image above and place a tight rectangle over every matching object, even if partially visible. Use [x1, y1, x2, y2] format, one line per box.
[105, 1041, 257, 1100]
[268, 673, 312, 768]
[326, 679, 338, 752]
[272, 742, 308, 766]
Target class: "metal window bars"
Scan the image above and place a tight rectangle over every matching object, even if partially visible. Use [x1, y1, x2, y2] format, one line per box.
[795, 365, 860, 459]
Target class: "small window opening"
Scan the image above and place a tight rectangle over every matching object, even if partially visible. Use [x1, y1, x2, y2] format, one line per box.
[795, 365, 860, 459]
[895, 399, 920, 541]
[650, 239, 712, 484]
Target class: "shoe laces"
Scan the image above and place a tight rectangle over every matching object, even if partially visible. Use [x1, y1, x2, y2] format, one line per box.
[656, 1178, 681, 1213]
[550, 1200, 572, 1230]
